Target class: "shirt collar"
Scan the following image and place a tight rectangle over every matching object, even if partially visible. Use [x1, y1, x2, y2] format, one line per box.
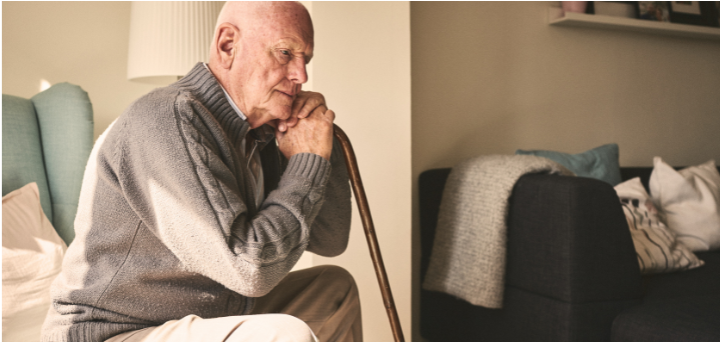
[203, 63, 247, 121]
[203, 63, 274, 150]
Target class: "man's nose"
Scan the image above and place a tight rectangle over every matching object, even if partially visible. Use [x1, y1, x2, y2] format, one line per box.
[288, 58, 308, 84]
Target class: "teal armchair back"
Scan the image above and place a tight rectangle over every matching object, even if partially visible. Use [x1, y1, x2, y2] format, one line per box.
[2, 83, 94, 245]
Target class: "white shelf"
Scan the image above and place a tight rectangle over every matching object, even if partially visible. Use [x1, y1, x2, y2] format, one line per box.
[548, 7, 720, 40]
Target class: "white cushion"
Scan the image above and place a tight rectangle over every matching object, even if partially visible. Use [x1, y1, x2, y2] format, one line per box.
[2, 183, 66, 342]
[615, 177, 704, 274]
[650, 157, 720, 251]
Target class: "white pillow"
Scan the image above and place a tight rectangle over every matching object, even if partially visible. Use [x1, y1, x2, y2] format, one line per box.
[615, 177, 704, 274]
[649, 157, 720, 251]
[2, 183, 66, 342]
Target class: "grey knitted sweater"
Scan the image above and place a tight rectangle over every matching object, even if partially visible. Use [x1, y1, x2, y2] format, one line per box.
[41, 63, 351, 342]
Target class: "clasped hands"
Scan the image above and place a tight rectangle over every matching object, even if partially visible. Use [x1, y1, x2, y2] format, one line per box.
[274, 91, 335, 161]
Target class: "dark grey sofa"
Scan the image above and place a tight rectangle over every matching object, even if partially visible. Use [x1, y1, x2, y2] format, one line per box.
[419, 167, 720, 341]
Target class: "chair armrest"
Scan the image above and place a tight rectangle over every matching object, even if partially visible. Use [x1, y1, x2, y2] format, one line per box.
[505, 173, 643, 303]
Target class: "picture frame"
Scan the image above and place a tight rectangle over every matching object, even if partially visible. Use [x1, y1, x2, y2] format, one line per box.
[668, 1, 720, 27]
[585, 1, 637, 18]
[635, 1, 670, 22]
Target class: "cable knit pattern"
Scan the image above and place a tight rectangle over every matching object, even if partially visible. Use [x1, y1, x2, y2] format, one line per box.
[41, 63, 351, 342]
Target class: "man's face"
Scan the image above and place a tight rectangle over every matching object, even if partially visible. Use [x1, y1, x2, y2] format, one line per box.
[230, 9, 314, 129]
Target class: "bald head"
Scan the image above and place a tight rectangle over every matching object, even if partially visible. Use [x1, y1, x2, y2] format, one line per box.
[207, 1, 315, 128]
[214, 2, 313, 44]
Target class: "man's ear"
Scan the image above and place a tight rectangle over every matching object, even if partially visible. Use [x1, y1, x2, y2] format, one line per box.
[214, 23, 239, 69]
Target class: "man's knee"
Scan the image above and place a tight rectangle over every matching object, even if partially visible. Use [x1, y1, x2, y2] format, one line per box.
[315, 265, 357, 294]
[226, 314, 316, 342]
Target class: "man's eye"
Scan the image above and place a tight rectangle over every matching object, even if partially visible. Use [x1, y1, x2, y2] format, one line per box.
[277, 50, 292, 64]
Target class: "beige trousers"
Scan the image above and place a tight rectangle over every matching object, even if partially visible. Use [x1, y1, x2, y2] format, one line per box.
[106, 265, 362, 342]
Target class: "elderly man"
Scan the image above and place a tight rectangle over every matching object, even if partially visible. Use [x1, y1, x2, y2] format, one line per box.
[41, 2, 361, 342]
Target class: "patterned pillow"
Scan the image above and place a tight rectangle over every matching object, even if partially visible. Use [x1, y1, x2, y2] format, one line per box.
[615, 177, 704, 274]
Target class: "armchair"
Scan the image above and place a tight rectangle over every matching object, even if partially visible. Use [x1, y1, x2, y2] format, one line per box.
[2, 83, 93, 341]
[3, 83, 93, 244]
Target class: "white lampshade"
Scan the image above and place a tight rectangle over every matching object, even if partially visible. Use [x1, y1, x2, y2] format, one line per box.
[127, 1, 224, 84]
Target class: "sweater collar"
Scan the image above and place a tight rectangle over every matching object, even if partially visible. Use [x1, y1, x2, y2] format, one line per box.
[177, 63, 275, 151]
[177, 63, 250, 146]
[201, 62, 247, 122]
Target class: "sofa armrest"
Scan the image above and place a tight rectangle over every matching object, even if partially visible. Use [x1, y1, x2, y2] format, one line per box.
[419, 169, 644, 341]
[505, 173, 643, 303]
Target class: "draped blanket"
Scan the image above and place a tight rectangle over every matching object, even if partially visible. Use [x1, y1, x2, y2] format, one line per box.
[423, 155, 573, 308]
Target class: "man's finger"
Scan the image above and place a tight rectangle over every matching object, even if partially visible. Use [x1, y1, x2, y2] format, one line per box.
[279, 115, 299, 132]
[293, 92, 326, 119]
[273, 124, 285, 141]
[305, 105, 328, 120]
[296, 99, 318, 119]
[325, 109, 336, 121]
[291, 95, 308, 118]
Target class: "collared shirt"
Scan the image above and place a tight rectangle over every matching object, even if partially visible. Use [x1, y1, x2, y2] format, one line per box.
[203, 63, 264, 208]
[203, 63, 247, 121]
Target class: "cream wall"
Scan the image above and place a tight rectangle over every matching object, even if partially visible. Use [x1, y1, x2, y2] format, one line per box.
[411, 1, 720, 173]
[297, 2, 413, 341]
[309, 2, 412, 342]
[2, 2, 157, 140]
[411, 1, 720, 340]
[3, 2, 412, 342]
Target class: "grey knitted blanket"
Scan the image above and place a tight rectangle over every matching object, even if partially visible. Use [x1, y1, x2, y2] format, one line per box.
[423, 155, 573, 308]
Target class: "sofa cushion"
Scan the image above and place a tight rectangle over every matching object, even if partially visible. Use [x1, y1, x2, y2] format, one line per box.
[612, 294, 720, 341]
[516, 143, 622, 185]
[31, 83, 94, 245]
[2, 94, 53, 223]
[650, 157, 720, 252]
[641, 251, 720, 302]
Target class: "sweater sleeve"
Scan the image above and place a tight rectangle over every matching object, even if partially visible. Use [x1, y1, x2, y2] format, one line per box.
[305, 137, 352, 257]
[116, 95, 331, 298]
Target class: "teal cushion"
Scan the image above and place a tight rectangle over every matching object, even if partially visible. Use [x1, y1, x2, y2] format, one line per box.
[31, 83, 94, 244]
[516, 143, 622, 185]
[2, 94, 54, 221]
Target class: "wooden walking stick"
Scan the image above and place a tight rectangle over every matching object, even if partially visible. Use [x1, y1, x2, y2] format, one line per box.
[332, 124, 405, 342]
